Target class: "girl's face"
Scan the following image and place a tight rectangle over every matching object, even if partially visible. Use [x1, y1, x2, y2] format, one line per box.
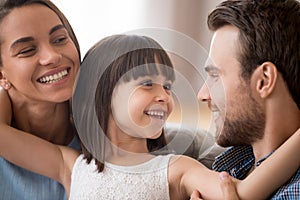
[0, 4, 80, 103]
[111, 73, 174, 139]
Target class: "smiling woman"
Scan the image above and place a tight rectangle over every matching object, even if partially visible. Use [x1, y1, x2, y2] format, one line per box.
[0, 0, 81, 199]
[0, 5, 79, 101]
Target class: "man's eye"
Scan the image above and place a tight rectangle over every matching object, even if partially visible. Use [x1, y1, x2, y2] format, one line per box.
[208, 72, 219, 78]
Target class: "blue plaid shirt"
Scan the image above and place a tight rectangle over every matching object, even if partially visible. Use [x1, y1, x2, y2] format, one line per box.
[213, 146, 300, 199]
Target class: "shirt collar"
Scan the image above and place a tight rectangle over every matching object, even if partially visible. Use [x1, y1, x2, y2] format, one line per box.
[213, 146, 275, 179]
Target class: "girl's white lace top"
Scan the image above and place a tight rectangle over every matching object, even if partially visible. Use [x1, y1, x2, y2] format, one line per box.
[69, 154, 173, 200]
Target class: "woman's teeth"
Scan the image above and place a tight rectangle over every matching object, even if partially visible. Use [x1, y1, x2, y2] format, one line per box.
[39, 70, 68, 83]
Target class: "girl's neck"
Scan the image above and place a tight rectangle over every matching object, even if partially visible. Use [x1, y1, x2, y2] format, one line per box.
[106, 117, 149, 153]
[106, 149, 155, 166]
[105, 120, 153, 165]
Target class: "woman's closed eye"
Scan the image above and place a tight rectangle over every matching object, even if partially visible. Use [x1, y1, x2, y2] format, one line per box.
[52, 35, 68, 45]
[17, 47, 36, 57]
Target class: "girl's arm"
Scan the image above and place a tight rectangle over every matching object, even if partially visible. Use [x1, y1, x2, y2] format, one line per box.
[176, 128, 300, 200]
[236, 128, 300, 199]
[0, 89, 80, 190]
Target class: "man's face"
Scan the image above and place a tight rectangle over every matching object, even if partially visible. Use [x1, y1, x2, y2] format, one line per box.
[198, 25, 265, 147]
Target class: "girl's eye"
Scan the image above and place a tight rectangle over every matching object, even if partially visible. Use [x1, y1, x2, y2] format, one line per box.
[163, 83, 172, 91]
[141, 80, 153, 87]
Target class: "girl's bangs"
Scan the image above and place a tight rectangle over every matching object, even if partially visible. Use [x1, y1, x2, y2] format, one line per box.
[122, 48, 175, 82]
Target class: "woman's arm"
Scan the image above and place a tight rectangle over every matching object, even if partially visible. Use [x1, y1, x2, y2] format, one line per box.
[178, 128, 300, 199]
[0, 89, 79, 188]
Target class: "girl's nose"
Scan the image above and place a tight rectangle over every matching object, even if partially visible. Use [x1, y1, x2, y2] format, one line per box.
[154, 85, 171, 103]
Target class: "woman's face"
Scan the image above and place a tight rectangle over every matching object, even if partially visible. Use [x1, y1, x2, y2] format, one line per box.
[0, 4, 80, 103]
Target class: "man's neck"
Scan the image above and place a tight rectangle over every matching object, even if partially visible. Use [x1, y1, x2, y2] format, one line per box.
[252, 111, 300, 165]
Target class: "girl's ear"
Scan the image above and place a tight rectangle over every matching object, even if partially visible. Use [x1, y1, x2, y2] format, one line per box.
[0, 71, 11, 90]
[251, 62, 277, 99]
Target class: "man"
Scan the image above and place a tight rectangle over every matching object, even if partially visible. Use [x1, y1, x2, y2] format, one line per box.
[195, 0, 299, 199]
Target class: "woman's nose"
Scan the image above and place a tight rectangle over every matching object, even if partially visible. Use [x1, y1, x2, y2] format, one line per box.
[39, 44, 62, 66]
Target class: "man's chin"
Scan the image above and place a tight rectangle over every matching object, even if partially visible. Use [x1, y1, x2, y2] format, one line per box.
[215, 134, 228, 147]
[215, 130, 236, 147]
[216, 132, 251, 147]
[214, 128, 226, 146]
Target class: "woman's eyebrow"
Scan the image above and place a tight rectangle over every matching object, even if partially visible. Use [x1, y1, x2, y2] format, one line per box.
[49, 24, 65, 35]
[10, 24, 66, 50]
[10, 37, 33, 50]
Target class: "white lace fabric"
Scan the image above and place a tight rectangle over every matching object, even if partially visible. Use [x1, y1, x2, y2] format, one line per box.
[69, 154, 173, 200]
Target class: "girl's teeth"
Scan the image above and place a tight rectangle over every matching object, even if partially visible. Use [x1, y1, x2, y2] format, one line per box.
[146, 111, 165, 117]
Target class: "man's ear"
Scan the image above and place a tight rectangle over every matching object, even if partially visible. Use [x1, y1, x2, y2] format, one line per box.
[0, 71, 11, 90]
[251, 62, 277, 99]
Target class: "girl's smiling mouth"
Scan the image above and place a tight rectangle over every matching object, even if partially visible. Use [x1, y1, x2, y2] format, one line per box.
[144, 110, 167, 120]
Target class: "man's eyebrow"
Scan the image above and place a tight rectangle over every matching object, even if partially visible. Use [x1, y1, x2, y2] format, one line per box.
[204, 65, 220, 72]
[49, 24, 65, 35]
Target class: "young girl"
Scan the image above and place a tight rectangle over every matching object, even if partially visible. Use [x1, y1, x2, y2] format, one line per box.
[0, 34, 299, 200]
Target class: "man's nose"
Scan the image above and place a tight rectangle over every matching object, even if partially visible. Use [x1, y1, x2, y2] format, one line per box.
[197, 83, 211, 102]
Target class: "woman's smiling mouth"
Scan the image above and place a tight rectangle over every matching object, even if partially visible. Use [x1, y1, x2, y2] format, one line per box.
[38, 69, 69, 84]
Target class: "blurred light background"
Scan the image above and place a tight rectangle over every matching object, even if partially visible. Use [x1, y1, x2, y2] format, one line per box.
[52, 0, 223, 132]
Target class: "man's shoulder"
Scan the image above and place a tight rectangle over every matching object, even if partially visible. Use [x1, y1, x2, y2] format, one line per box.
[213, 146, 300, 199]
[271, 168, 300, 199]
[212, 146, 254, 179]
